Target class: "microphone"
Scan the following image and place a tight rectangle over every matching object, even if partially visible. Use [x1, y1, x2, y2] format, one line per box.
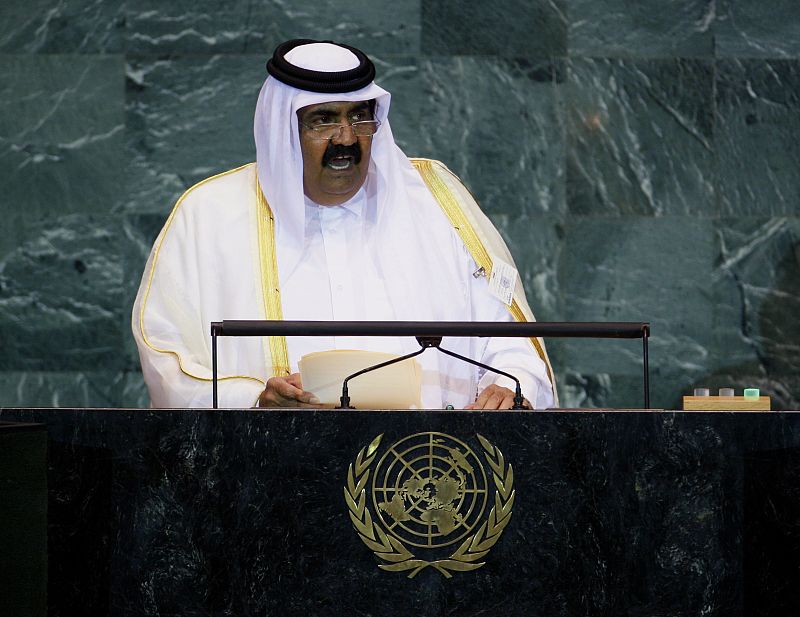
[337, 336, 529, 410]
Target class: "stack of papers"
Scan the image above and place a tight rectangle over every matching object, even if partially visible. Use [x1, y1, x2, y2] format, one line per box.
[298, 349, 422, 409]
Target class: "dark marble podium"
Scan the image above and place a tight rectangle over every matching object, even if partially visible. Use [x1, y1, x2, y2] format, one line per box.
[1, 408, 799, 617]
[0, 421, 47, 617]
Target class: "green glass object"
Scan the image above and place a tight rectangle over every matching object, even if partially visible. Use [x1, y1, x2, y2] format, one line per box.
[744, 388, 760, 400]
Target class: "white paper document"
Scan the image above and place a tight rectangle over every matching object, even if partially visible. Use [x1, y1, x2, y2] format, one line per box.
[298, 349, 422, 409]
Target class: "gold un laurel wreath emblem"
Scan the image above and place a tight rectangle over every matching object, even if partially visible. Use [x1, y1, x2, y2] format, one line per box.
[344, 432, 515, 578]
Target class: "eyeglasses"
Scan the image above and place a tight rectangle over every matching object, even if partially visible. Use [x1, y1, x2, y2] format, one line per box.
[300, 120, 381, 140]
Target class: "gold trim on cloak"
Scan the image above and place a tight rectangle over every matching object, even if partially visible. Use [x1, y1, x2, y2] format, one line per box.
[255, 175, 291, 376]
[138, 163, 265, 387]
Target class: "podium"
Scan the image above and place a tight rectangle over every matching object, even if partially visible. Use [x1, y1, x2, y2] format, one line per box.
[0, 421, 47, 617]
[1, 407, 799, 616]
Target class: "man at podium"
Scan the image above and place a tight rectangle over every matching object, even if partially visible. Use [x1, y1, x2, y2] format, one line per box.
[132, 39, 557, 410]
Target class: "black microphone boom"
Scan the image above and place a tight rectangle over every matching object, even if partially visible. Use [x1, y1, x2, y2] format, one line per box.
[336, 336, 529, 410]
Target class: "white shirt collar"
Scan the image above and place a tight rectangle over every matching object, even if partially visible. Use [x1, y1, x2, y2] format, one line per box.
[303, 181, 368, 219]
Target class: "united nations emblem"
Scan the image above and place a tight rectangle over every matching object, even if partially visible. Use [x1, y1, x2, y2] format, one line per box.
[344, 432, 515, 578]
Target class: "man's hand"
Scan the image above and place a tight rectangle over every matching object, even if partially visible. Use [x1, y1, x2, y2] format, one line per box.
[257, 373, 320, 408]
[465, 384, 530, 410]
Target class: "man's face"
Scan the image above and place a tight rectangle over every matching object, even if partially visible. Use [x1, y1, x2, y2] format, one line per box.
[297, 100, 374, 206]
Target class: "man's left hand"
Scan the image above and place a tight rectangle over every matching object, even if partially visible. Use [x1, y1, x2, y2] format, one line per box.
[465, 384, 530, 410]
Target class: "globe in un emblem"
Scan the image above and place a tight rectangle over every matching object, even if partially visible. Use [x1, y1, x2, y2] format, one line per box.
[371, 432, 488, 549]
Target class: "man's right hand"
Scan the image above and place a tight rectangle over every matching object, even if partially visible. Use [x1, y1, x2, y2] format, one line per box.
[257, 373, 320, 408]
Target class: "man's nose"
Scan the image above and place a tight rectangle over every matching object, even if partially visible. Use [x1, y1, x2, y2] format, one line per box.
[331, 123, 357, 146]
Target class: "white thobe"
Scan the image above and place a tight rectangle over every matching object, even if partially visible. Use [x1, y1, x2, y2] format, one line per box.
[282, 188, 550, 409]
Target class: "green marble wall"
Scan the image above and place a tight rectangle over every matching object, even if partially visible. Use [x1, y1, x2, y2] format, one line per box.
[1, 1, 798, 409]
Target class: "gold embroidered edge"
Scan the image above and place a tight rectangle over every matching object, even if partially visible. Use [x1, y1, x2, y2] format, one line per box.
[410, 158, 556, 393]
[255, 175, 291, 376]
[138, 162, 265, 386]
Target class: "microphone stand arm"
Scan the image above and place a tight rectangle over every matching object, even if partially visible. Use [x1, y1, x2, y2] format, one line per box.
[338, 336, 528, 410]
[338, 338, 436, 409]
[434, 344, 528, 410]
